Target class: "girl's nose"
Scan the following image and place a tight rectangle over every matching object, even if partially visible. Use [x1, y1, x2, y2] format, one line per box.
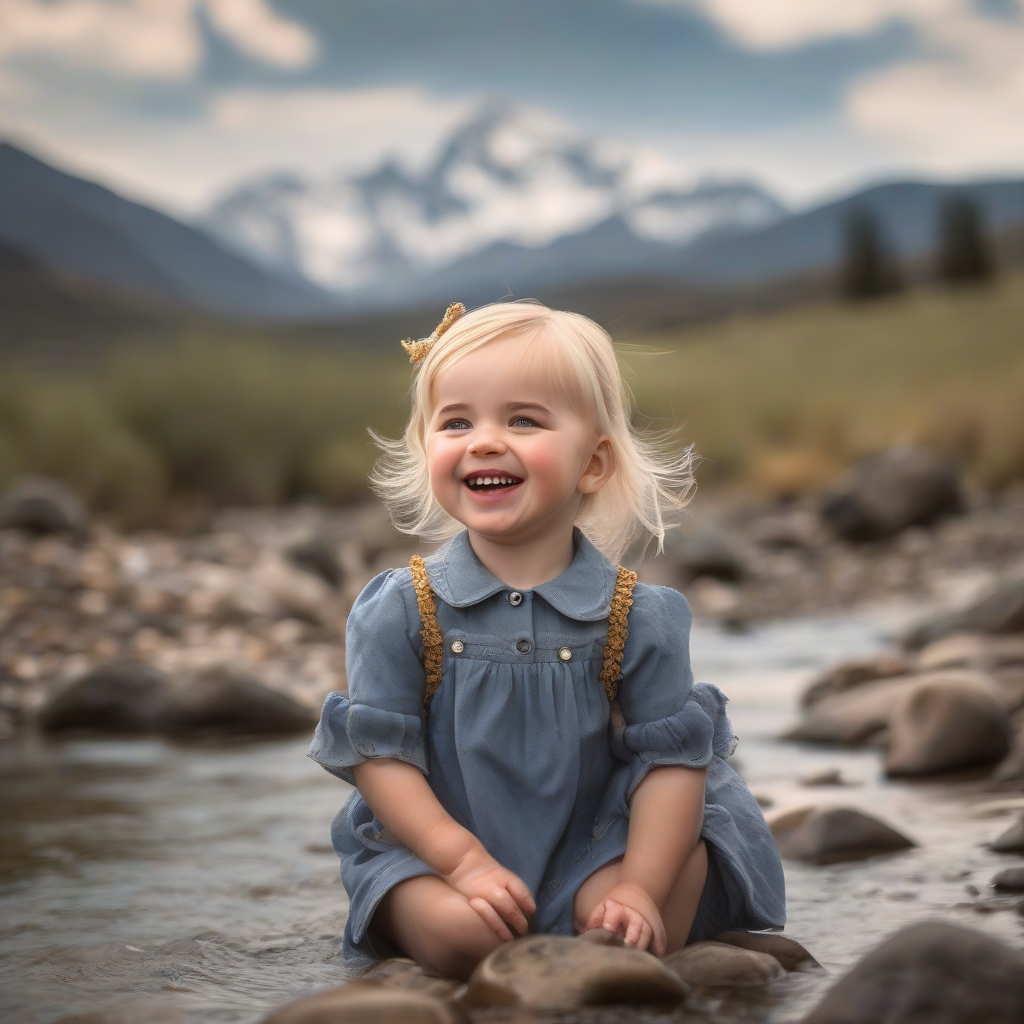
[467, 431, 506, 457]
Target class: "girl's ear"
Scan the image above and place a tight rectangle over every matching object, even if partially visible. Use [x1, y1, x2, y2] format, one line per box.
[577, 436, 615, 494]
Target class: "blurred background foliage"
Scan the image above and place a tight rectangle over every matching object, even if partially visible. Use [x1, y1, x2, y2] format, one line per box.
[2, 268, 1021, 528]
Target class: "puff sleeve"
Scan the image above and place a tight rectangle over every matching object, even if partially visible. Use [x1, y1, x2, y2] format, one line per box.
[615, 584, 736, 797]
[308, 569, 428, 784]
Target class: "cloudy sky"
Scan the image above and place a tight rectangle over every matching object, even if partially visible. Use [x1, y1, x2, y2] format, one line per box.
[1, 0, 1022, 216]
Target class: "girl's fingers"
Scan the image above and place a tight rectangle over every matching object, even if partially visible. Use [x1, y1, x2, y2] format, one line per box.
[638, 919, 653, 952]
[602, 900, 627, 938]
[492, 887, 529, 935]
[584, 900, 607, 933]
[469, 897, 513, 942]
[507, 876, 536, 916]
[623, 910, 643, 947]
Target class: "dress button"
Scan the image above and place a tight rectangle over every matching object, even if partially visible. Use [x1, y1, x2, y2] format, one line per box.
[508, 591, 523, 606]
[558, 647, 572, 662]
[515, 639, 532, 654]
[450, 640, 464, 654]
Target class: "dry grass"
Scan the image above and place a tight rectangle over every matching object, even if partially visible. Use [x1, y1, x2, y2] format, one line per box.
[1, 275, 1022, 524]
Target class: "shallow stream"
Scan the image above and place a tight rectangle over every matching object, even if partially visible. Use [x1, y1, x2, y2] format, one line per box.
[3, 606, 1023, 1023]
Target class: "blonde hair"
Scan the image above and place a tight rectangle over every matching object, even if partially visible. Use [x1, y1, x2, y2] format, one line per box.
[371, 301, 694, 563]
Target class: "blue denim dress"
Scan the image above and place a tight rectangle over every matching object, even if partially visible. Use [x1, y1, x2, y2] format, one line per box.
[309, 529, 785, 968]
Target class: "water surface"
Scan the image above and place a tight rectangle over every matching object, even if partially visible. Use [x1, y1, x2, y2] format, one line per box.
[3, 606, 1023, 1023]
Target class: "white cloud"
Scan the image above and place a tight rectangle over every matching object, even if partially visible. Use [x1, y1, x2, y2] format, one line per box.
[0, 0, 316, 78]
[205, 0, 316, 69]
[0, 86, 473, 212]
[848, 5, 1024, 170]
[641, 0, 956, 50]
[646, 0, 1024, 174]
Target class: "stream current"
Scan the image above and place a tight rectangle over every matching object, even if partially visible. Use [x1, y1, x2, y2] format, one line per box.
[3, 605, 1023, 1023]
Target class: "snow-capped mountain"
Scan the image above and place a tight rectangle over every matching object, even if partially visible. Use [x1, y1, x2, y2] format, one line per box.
[203, 101, 786, 303]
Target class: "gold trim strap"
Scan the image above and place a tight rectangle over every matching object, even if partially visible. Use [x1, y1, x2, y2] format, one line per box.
[409, 555, 443, 712]
[599, 566, 638, 703]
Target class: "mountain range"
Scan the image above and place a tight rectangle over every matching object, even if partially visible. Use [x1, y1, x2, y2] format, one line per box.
[3, 101, 1024, 323]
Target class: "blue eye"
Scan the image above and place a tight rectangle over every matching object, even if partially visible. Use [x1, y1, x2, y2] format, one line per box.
[443, 419, 470, 431]
[511, 417, 536, 428]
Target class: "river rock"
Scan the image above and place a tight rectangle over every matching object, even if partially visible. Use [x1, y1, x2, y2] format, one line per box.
[992, 867, 1024, 891]
[903, 576, 1024, 650]
[262, 981, 467, 1024]
[800, 654, 912, 708]
[166, 664, 318, 735]
[249, 551, 341, 627]
[461, 933, 686, 1010]
[665, 941, 784, 988]
[884, 674, 1011, 776]
[667, 529, 747, 583]
[770, 806, 915, 864]
[714, 930, 820, 971]
[916, 633, 1024, 673]
[285, 535, 343, 589]
[39, 662, 170, 733]
[991, 812, 1024, 853]
[0, 475, 89, 536]
[801, 921, 1024, 1024]
[785, 674, 920, 745]
[819, 445, 962, 543]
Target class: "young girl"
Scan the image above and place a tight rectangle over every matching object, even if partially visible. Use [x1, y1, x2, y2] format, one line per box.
[309, 301, 785, 979]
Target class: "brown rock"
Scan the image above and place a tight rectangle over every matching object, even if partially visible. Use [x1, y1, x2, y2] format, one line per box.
[801, 921, 1024, 1024]
[713, 930, 820, 971]
[0, 475, 89, 536]
[992, 867, 1024, 891]
[785, 675, 920, 745]
[262, 981, 467, 1024]
[885, 674, 1011, 776]
[801, 654, 911, 708]
[665, 941, 784, 988]
[915, 633, 1024, 673]
[903, 575, 1024, 650]
[38, 662, 170, 733]
[461, 934, 686, 1010]
[770, 806, 915, 865]
[361, 959, 458, 999]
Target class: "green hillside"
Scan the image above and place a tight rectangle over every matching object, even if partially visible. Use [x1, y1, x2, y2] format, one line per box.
[1, 275, 1022, 526]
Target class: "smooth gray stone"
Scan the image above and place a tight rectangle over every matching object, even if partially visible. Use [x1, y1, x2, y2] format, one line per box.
[801, 921, 1024, 1024]
[771, 806, 915, 865]
[0, 475, 89, 536]
[665, 940, 784, 988]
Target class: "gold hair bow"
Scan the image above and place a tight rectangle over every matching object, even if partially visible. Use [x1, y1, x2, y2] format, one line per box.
[401, 302, 465, 364]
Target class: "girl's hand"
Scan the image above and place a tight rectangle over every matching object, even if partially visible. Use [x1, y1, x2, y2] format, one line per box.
[585, 880, 667, 957]
[444, 847, 536, 942]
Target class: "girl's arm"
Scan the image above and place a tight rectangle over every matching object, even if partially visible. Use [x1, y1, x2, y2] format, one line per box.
[351, 758, 536, 940]
[586, 764, 707, 954]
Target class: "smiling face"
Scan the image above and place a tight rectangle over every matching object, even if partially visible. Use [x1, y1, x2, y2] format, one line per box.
[427, 332, 614, 548]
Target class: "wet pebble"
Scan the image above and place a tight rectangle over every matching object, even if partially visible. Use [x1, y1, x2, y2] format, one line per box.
[664, 941, 785, 988]
[992, 866, 1024, 891]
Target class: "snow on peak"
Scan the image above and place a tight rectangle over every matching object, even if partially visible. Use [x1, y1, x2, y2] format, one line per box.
[203, 100, 785, 295]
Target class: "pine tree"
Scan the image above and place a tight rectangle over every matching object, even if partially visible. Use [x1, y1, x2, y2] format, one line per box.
[936, 192, 994, 285]
[840, 207, 903, 301]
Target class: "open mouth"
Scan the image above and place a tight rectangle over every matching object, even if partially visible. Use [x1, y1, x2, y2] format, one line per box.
[463, 471, 523, 493]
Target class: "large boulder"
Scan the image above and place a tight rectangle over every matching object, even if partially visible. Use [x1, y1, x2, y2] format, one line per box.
[801, 921, 1024, 1024]
[800, 653, 912, 708]
[165, 664, 318, 736]
[262, 980, 467, 1024]
[770, 806, 915, 865]
[666, 529, 747, 583]
[903, 576, 1024, 650]
[664, 941, 784, 988]
[785, 674, 921, 745]
[884, 674, 1011, 776]
[819, 445, 962, 542]
[285, 534, 344, 589]
[0, 475, 89, 536]
[39, 663, 170, 733]
[461, 932, 686, 1010]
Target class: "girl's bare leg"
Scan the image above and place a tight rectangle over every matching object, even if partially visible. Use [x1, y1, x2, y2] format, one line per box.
[574, 840, 708, 955]
[374, 875, 505, 980]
